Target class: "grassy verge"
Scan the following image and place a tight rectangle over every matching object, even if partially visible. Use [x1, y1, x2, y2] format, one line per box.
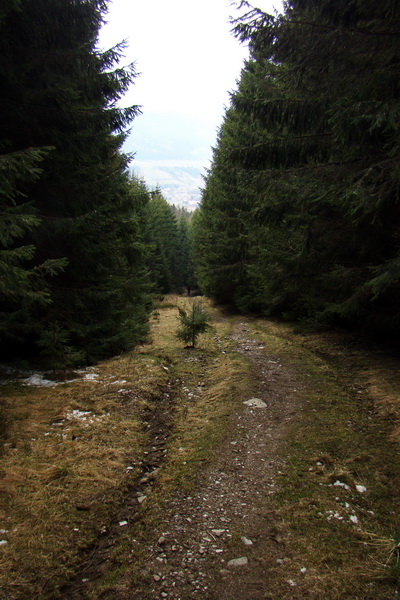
[0, 300, 176, 599]
[249, 319, 400, 599]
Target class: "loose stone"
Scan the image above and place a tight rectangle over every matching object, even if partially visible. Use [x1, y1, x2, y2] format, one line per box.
[227, 557, 248, 567]
[211, 529, 225, 537]
[244, 398, 267, 408]
[241, 536, 253, 546]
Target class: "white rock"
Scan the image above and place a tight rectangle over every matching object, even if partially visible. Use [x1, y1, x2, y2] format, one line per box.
[333, 480, 351, 491]
[211, 529, 225, 537]
[241, 536, 253, 546]
[349, 515, 359, 524]
[243, 398, 267, 408]
[227, 557, 248, 567]
[356, 485, 367, 493]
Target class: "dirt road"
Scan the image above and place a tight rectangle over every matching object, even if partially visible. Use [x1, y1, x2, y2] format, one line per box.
[58, 301, 400, 600]
[120, 321, 302, 599]
[0, 293, 383, 600]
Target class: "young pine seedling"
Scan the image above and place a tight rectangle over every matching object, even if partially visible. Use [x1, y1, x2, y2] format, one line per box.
[176, 302, 211, 348]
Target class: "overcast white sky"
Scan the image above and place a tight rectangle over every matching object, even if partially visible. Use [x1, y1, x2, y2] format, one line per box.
[98, 0, 283, 201]
[99, 0, 283, 124]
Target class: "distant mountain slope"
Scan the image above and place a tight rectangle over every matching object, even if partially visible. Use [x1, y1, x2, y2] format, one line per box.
[124, 111, 216, 207]
[131, 160, 206, 209]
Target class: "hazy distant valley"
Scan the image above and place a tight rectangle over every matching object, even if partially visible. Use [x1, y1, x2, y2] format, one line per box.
[131, 160, 205, 209]
[124, 111, 218, 208]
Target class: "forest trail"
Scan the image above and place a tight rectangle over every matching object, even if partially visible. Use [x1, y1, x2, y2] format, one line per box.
[58, 297, 400, 600]
[109, 320, 303, 600]
[1, 296, 400, 599]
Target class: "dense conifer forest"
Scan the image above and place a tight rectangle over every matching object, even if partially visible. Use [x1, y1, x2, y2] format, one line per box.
[1, 0, 400, 370]
[0, 0, 195, 368]
[194, 0, 400, 342]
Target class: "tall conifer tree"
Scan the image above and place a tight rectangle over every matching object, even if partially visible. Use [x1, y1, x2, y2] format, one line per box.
[144, 194, 183, 294]
[0, 0, 149, 365]
[197, 0, 400, 338]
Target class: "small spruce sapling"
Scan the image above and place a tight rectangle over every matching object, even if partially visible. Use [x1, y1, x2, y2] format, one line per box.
[176, 302, 211, 348]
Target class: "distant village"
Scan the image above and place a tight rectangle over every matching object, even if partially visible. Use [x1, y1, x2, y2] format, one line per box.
[161, 183, 200, 211]
[131, 161, 203, 211]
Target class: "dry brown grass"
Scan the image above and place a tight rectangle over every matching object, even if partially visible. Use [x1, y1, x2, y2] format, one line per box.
[138, 295, 251, 494]
[0, 321, 175, 599]
[87, 297, 256, 597]
[3, 299, 398, 599]
[365, 375, 400, 442]
[157, 354, 251, 493]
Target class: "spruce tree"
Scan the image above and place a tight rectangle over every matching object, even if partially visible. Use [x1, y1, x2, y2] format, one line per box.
[144, 193, 182, 294]
[176, 215, 196, 294]
[0, 0, 149, 365]
[232, 0, 400, 333]
[0, 146, 69, 348]
[197, 0, 400, 339]
[176, 302, 211, 348]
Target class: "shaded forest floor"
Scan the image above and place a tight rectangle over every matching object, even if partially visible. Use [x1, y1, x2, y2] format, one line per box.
[0, 296, 400, 599]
